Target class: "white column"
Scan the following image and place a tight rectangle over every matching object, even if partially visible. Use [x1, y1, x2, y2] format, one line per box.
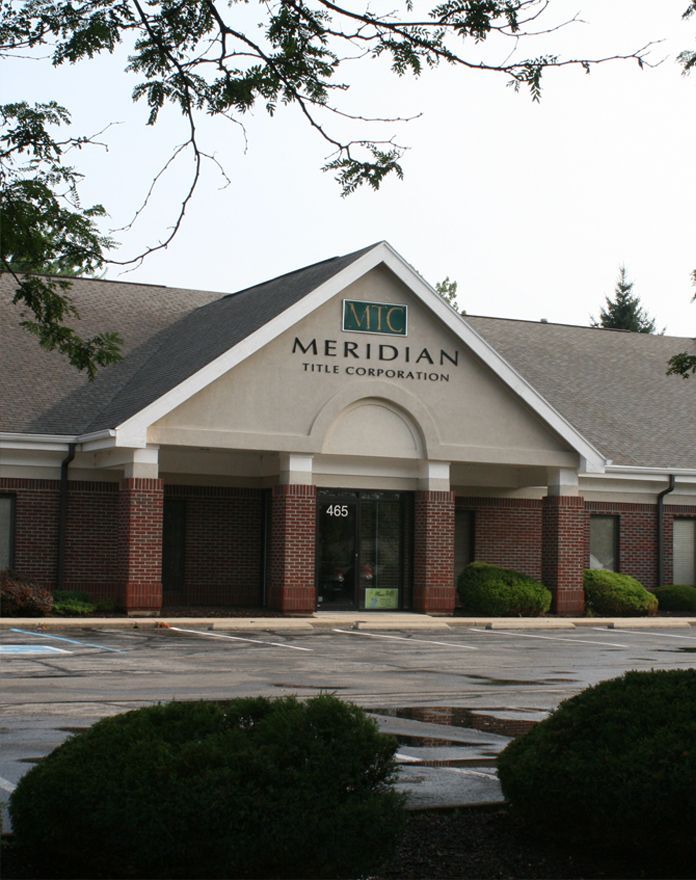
[419, 460, 451, 492]
[278, 453, 313, 485]
[546, 466, 579, 497]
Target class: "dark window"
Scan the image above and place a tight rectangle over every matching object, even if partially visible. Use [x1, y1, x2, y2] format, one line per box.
[455, 508, 475, 587]
[162, 499, 186, 595]
[589, 515, 619, 571]
[0, 495, 15, 571]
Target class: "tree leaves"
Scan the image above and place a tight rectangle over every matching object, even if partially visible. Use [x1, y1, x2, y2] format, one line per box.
[1, 101, 123, 378]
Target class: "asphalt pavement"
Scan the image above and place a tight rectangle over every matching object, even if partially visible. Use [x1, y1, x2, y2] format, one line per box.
[2, 618, 695, 820]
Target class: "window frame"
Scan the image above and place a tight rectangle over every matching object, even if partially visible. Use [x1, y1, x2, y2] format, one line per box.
[672, 517, 696, 586]
[589, 514, 620, 573]
[0, 494, 16, 572]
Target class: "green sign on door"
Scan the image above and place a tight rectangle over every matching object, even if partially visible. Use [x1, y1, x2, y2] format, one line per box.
[342, 300, 408, 336]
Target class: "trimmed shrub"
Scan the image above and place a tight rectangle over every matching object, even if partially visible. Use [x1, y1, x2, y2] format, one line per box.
[0, 571, 52, 617]
[52, 590, 97, 616]
[10, 695, 405, 879]
[583, 569, 658, 616]
[497, 669, 696, 862]
[457, 562, 551, 616]
[653, 584, 696, 612]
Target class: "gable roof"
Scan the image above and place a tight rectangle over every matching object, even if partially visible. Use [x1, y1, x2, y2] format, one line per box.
[1, 244, 694, 473]
[465, 316, 696, 471]
[0, 244, 375, 436]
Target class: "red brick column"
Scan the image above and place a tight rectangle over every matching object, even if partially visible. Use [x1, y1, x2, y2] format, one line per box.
[542, 495, 586, 614]
[413, 490, 456, 614]
[268, 484, 316, 614]
[118, 478, 163, 614]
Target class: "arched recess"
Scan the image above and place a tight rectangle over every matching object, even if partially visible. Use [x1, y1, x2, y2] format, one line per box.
[309, 381, 441, 459]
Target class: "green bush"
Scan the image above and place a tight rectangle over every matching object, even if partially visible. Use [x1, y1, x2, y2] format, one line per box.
[10, 695, 405, 879]
[457, 562, 551, 616]
[653, 584, 696, 612]
[52, 590, 98, 616]
[497, 669, 696, 862]
[52, 599, 97, 616]
[584, 569, 658, 616]
[0, 571, 52, 616]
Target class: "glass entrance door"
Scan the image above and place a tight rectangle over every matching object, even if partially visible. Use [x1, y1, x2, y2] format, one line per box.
[316, 499, 357, 609]
[316, 491, 412, 610]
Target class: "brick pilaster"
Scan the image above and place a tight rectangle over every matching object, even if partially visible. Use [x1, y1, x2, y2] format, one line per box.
[542, 495, 586, 614]
[268, 484, 316, 614]
[118, 478, 163, 613]
[413, 490, 456, 614]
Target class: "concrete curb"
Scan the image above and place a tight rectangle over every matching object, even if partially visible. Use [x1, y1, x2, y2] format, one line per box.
[2, 615, 694, 631]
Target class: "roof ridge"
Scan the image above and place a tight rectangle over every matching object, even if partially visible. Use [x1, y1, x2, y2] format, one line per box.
[222, 242, 381, 300]
[466, 313, 693, 341]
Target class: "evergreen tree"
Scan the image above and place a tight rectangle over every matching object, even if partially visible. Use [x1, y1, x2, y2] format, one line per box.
[592, 267, 659, 333]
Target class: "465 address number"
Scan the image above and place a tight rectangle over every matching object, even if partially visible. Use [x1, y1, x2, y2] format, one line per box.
[325, 505, 350, 517]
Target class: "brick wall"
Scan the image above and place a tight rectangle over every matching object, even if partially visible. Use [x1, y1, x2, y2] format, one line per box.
[414, 490, 455, 613]
[542, 495, 586, 614]
[118, 478, 163, 612]
[457, 497, 543, 579]
[3, 476, 695, 616]
[164, 485, 264, 606]
[587, 501, 696, 588]
[1, 478, 60, 587]
[268, 484, 316, 613]
[585, 501, 657, 587]
[64, 482, 120, 601]
[0, 477, 120, 600]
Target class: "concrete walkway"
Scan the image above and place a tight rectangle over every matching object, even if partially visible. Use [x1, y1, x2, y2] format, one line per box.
[2, 611, 694, 630]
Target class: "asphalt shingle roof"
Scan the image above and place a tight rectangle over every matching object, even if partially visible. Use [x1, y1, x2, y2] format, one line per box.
[1, 246, 695, 470]
[0, 244, 375, 435]
[465, 315, 696, 470]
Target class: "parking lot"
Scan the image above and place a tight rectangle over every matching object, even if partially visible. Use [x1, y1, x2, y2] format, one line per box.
[2, 622, 696, 814]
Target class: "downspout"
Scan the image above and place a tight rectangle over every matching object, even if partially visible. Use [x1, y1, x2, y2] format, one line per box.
[56, 443, 77, 591]
[656, 475, 676, 587]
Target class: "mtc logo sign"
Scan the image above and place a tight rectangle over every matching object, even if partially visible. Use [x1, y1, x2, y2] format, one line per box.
[342, 300, 408, 337]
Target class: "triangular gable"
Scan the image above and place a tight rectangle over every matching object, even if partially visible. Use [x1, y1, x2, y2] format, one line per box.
[110, 242, 607, 473]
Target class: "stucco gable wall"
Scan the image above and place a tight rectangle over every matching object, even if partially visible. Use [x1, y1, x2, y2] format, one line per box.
[150, 266, 577, 467]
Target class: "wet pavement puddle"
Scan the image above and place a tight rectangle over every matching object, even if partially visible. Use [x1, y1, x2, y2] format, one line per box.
[370, 705, 538, 738]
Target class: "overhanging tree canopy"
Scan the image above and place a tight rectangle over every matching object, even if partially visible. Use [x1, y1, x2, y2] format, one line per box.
[0, 0, 690, 377]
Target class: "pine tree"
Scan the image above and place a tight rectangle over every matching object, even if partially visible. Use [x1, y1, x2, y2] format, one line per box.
[592, 267, 659, 333]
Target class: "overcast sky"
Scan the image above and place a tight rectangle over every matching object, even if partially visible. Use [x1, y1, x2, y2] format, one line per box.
[5, 0, 695, 335]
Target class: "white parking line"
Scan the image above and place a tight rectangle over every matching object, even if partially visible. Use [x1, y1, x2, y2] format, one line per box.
[0, 644, 71, 655]
[469, 628, 629, 648]
[333, 629, 478, 650]
[167, 626, 312, 652]
[0, 775, 17, 793]
[593, 627, 696, 642]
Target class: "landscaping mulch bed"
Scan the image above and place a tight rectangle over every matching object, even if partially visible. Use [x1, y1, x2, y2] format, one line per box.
[375, 807, 695, 880]
[4, 806, 694, 879]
